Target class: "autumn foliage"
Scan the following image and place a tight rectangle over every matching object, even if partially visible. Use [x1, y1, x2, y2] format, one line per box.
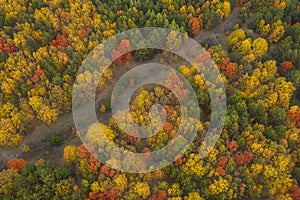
[149, 190, 167, 200]
[77, 26, 92, 38]
[163, 105, 174, 117]
[51, 31, 70, 49]
[165, 73, 189, 99]
[88, 189, 120, 200]
[163, 122, 173, 133]
[219, 58, 238, 79]
[280, 61, 293, 75]
[0, 38, 15, 54]
[174, 154, 184, 166]
[289, 185, 300, 200]
[141, 147, 152, 160]
[216, 156, 228, 175]
[100, 165, 116, 178]
[0, 0, 300, 200]
[227, 140, 239, 152]
[190, 18, 200, 35]
[31, 67, 44, 83]
[6, 158, 26, 171]
[111, 39, 132, 64]
[234, 151, 253, 165]
[288, 107, 300, 126]
[77, 145, 100, 172]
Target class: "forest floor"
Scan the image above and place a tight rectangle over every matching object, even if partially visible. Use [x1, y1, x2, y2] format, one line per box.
[0, 6, 241, 169]
[195, 5, 241, 50]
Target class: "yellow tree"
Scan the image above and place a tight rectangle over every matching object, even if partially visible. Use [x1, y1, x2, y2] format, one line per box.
[268, 20, 285, 43]
[275, 78, 295, 110]
[64, 146, 78, 163]
[258, 20, 270, 37]
[166, 31, 182, 51]
[134, 182, 150, 199]
[168, 183, 182, 197]
[184, 192, 205, 200]
[182, 154, 209, 177]
[55, 178, 74, 197]
[113, 174, 128, 193]
[208, 177, 229, 195]
[37, 105, 58, 125]
[252, 37, 268, 59]
[227, 29, 246, 49]
[49, 85, 71, 112]
[238, 38, 252, 56]
[223, 0, 231, 18]
[0, 102, 27, 147]
[0, 169, 20, 195]
[1, 78, 16, 96]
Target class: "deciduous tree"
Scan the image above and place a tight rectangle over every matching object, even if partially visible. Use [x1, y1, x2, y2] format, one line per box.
[6, 158, 26, 171]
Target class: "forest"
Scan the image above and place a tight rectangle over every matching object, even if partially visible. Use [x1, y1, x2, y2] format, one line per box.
[0, 0, 300, 199]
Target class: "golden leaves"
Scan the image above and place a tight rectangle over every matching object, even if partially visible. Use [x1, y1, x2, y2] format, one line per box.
[208, 177, 229, 195]
[166, 31, 182, 51]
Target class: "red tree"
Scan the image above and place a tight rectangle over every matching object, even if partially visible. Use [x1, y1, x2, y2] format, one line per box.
[166, 73, 189, 99]
[141, 147, 152, 160]
[163, 122, 173, 133]
[51, 31, 70, 49]
[289, 185, 300, 200]
[31, 68, 44, 83]
[216, 156, 228, 175]
[227, 140, 238, 152]
[219, 58, 238, 79]
[111, 39, 132, 64]
[77, 144, 90, 158]
[234, 151, 253, 165]
[77, 26, 92, 38]
[149, 190, 167, 200]
[77, 144, 100, 172]
[280, 61, 293, 75]
[127, 134, 138, 142]
[163, 105, 174, 117]
[174, 154, 184, 166]
[194, 52, 211, 65]
[0, 37, 15, 54]
[88, 154, 100, 172]
[6, 158, 26, 171]
[100, 165, 116, 178]
[190, 18, 200, 36]
[288, 108, 300, 126]
[88, 189, 120, 200]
